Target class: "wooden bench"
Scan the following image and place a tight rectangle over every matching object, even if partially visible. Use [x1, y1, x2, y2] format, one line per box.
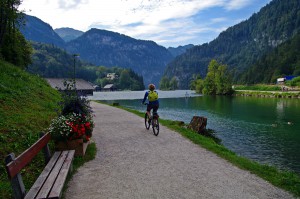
[5, 132, 75, 199]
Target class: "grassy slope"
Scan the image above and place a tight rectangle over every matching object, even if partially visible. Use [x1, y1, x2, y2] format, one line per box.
[0, 60, 62, 198]
[108, 103, 300, 197]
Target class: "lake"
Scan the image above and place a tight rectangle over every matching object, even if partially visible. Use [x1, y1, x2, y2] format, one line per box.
[90, 90, 300, 174]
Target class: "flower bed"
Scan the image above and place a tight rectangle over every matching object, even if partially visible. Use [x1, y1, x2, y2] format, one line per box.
[48, 112, 94, 142]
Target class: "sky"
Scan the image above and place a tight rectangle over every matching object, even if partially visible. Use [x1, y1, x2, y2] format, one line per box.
[19, 0, 272, 47]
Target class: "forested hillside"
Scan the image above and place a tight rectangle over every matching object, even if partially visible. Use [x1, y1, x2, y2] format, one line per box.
[28, 42, 145, 90]
[65, 28, 173, 86]
[241, 33, 300, 84]
[28, 42, 97, 82]
[163, 0, 300, 88]
[91, 66, 145, 90]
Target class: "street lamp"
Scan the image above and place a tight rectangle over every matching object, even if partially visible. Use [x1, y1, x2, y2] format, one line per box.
[73, 54, 79, 89]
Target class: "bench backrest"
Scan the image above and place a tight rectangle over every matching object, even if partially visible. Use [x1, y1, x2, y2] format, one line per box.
[6, 132, 51, 179]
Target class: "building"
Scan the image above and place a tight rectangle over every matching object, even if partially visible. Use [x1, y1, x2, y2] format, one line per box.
[277, 77, 285, 84]
[103, 84, 116, 91]
[45, 78, 95, 96]
[106, 73, 118, 80]
[93, 85, 101, 92]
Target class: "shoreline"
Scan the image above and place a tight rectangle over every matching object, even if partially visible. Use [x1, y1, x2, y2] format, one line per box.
[233, 90, 300, 98]
[99, 101, 300, 197]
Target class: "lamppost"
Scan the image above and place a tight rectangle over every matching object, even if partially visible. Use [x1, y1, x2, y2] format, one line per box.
[73, 54, 79, 89]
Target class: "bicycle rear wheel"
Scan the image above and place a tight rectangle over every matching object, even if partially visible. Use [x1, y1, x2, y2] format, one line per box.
[145, 113, 150, 130]
[152, 118, 159, 136]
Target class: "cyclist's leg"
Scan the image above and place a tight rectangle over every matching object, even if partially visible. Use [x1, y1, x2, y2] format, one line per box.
[146, 104, 153, 120]
[153, 105, 159, 118]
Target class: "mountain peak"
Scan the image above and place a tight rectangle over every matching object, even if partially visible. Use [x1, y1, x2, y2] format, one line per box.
[54, 27, 84, 42]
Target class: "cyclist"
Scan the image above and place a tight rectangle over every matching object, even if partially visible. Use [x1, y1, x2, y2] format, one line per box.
[142, 84, 159, 121]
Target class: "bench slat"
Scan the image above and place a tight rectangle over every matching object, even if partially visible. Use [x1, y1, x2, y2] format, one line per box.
[6, 133, 51, 179]
[36, 151, 69, 198]
[24, 152, 61, 199]
[49, 150, 75, 199]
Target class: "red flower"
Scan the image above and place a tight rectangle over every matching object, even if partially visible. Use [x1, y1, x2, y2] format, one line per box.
[85, 122, 91, 129]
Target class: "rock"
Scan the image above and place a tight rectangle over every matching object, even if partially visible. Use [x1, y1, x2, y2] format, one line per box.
[188, 116, 207, 134]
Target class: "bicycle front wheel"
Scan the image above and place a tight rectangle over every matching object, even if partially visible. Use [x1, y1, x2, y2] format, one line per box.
[152, 118, 159, 136]
[145, 113, 150, 130]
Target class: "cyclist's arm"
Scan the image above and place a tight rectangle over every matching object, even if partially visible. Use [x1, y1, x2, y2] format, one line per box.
[142, 92, 148, 104]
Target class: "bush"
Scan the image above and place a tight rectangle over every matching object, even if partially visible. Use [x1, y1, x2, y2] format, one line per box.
[59, 80, 93, 116]
[286, 77, 300, 87]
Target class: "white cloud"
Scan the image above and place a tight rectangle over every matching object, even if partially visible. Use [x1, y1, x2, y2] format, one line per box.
[225, 0, 252, 10]
[20, 0, 269, 47]
[57, 0, 89, 10]
[210, 17, 227, 23]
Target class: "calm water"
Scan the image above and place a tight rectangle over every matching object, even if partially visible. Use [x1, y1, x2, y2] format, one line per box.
[90, 90, 300, 174]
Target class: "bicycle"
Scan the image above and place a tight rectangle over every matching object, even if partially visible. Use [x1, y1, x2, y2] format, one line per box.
[144, 103, 159, 136]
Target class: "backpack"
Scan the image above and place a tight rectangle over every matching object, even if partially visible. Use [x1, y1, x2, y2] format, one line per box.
[148, 90, 158, 102]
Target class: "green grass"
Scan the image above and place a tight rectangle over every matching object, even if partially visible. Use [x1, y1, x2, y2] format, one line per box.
[233, 84, 282, 91]
[0, 60, 96, 198]
[104, 102, 300, 197]
[0, 60, 62, 198]
[73, 142, 97, 171]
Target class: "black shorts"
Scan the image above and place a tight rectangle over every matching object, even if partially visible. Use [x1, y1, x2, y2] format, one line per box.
[147, 104, 159, 114]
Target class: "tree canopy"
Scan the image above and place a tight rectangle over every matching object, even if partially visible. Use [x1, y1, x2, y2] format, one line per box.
[0, 0, 32, 68]
[159, 76, 178, 90]
[191, 60, 233, 95]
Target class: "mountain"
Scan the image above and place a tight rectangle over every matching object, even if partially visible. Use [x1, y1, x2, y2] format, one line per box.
[20, 15, 174, 86]
[241, 33, 300, 84]
[55, 28, 84, 42]
[65, 28, 174, 85]
[20, 15, 65, 48]
[28, 42, 97, 82]
[167, 44, 194, 57]
[163, 0, 300, 88]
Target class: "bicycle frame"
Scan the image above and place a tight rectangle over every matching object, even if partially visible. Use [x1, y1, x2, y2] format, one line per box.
[144, 103, 159, 136]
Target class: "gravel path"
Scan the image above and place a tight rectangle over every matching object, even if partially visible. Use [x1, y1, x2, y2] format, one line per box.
[64, 102, 294, 199]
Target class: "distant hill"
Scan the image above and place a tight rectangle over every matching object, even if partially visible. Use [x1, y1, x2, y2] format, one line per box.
[20, 15, 65, 48]
[241, 33, 300, 84]
[167, 44, 194, 57]
[54, 27, 84, 42]
[163, 0, 300, 88]
[65, 28, 174, 85]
